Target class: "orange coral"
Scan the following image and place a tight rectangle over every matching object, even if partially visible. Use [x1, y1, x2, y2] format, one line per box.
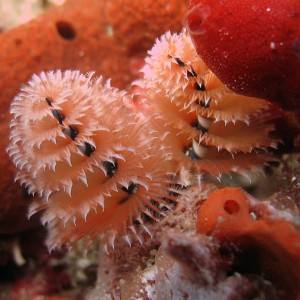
[105, 0, 189, 56]
[197, 187, 300, 299]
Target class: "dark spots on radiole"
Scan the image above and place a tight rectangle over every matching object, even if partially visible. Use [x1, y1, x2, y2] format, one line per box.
[122, 182, 139, 194]
[22, 185, 34, 199]
[194, 81, 206, 91]
[46, 97, 65, 125]
[187, 66, 197, 78]
[185, 140, 208, 160]
[118, 182, 139, 204]
[63, 126, 78, 140]
[174, 57, 186, 67]
[139, 209, 160, 224]
[169, 183, 186, 198]
[199, 101, 209, 108]
[82, 142, 96, 157]
[143, 199, 168, 222]
[103, 159, 118, 177]
[192, 119, 209, 133]
[197, 96, 211, 108]
[118, 196, 130, 205]
[45, 97, 53, 106]
[52, 110, 65, 125]
[133, 218, 142, 226]
[185, 146, 200, 160]
[168, 54, 186, 67]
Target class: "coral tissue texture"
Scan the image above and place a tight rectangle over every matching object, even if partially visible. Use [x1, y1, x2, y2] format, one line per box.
[0, 0, 188, 232]
[8, 70, 181, 251]
[197, 187, 300, 299]
[186, 0, 300, 133]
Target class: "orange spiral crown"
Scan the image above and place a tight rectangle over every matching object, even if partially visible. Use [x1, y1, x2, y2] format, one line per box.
[134, 29, 282, 177]
[8, 70, 182, 251]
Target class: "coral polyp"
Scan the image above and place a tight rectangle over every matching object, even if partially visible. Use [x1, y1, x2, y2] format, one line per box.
[8, 70, 181, 251]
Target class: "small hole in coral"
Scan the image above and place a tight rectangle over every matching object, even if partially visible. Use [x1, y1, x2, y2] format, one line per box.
[223, 199, 240, 215]
[56, 21, 76, 40]
[15, 38, 22, 47]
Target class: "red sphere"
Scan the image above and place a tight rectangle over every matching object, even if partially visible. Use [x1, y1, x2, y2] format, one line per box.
[186, 0, 300, 112]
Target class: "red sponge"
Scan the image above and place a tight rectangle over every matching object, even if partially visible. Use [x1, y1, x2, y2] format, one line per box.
[186, 0, 300, 112]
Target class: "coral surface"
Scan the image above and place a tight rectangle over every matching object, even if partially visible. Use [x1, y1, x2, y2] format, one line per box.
[197, 187, 300, 299]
